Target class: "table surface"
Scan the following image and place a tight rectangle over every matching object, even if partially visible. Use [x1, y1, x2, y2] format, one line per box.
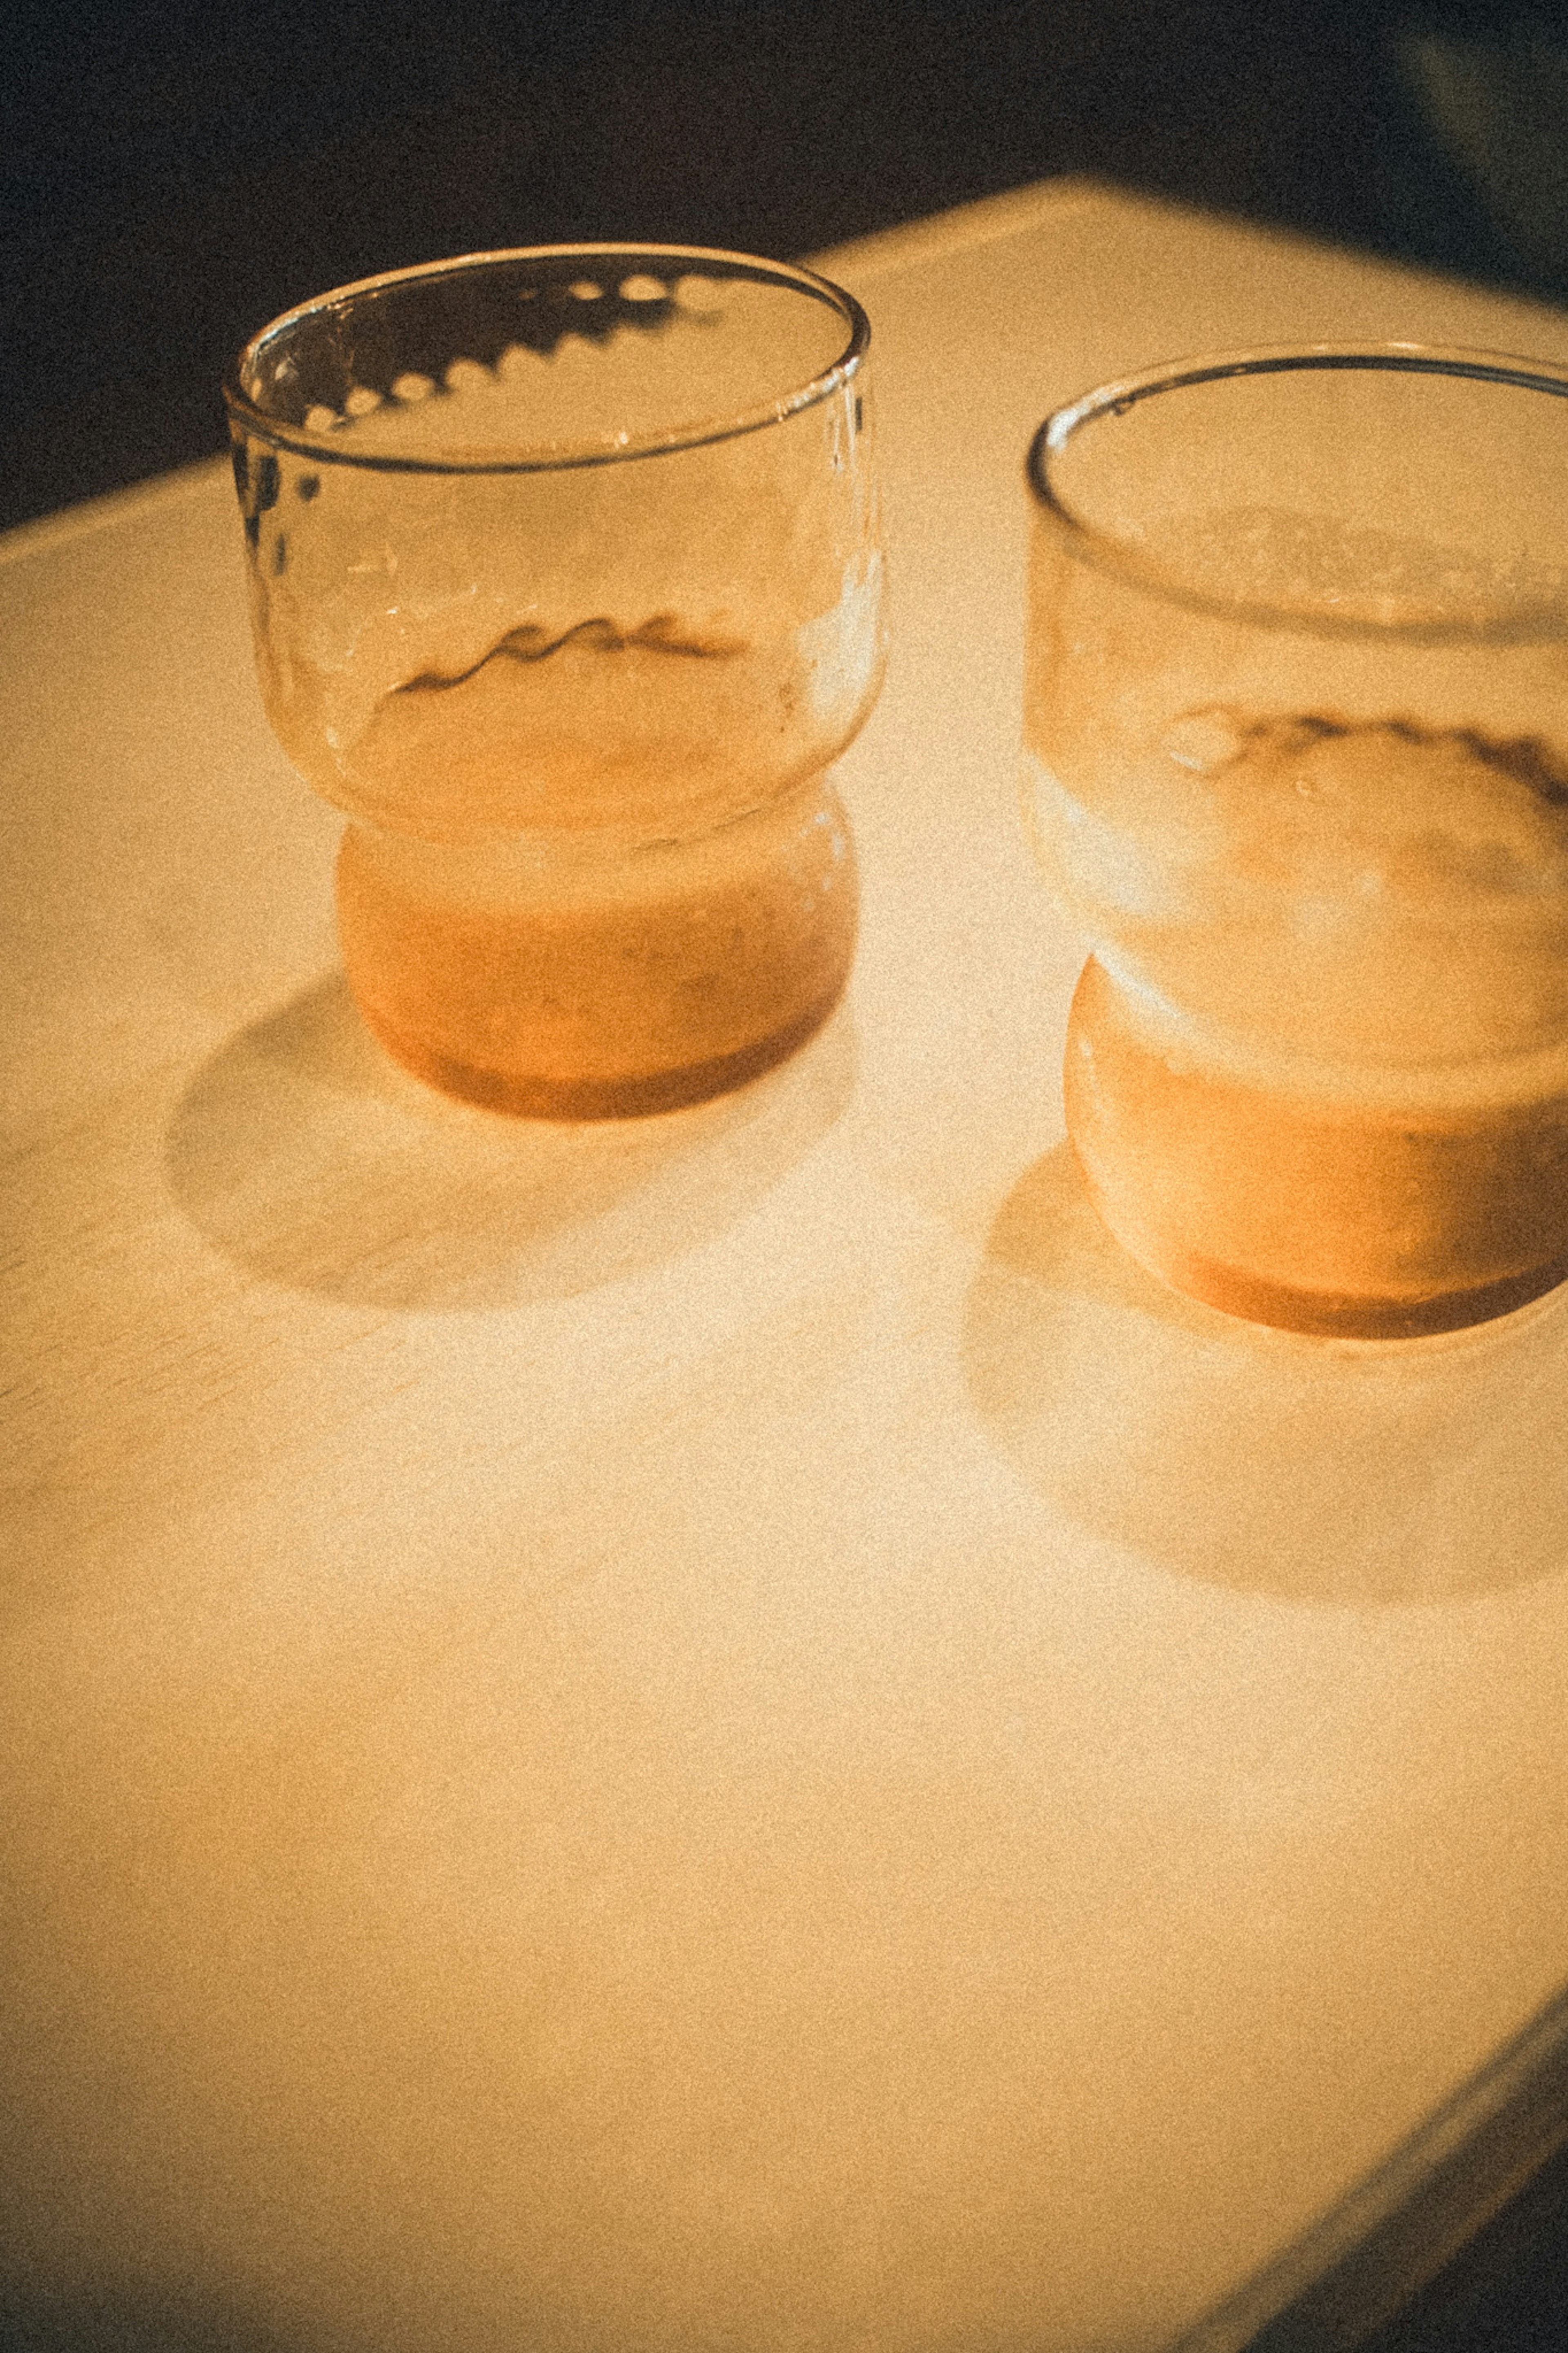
[6, 179, 1568, 2353]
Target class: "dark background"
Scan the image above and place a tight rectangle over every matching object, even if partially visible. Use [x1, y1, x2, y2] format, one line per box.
[5, 0, 1568, 2345]
[4, 0, 1568, 532]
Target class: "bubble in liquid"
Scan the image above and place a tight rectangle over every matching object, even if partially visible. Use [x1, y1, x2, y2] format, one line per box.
[1161, 709, 1245, 774]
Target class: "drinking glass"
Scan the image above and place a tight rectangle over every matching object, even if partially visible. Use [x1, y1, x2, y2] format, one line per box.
[225, 245, 882, 1117]
[1024, 344, 1568, 1338]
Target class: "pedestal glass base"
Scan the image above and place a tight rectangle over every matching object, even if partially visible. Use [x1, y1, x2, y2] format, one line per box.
[336, 773, 858, 1120]
[1064, 957, 1568, 1339]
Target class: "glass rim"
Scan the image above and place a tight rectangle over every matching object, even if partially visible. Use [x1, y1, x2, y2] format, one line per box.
[223, 242, 871, 475]
[1026, 339, 1568, 643]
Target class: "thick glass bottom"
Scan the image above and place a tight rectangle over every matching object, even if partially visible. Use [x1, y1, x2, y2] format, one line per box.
[336, 774, 858, 1121]
[356, 985, 846, 1120]
[1064, 957, 1568, 1339]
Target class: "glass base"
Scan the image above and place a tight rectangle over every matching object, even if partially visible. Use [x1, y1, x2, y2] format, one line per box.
[356, 986, 846, 1120]
[335, 773, 858, 1122]
[1064, 957, 1568, 1339]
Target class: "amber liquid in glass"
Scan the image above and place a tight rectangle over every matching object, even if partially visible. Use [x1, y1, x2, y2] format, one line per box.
[1065, 956, 1568, 1338]
[262, 583, 877, 1118]
[337, 772, 857, 1118]
[1030, 715, 1568, 1336]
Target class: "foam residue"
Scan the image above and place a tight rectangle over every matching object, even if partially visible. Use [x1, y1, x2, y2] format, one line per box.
[1025, 710, 1568, 1068]
[1138, 505, 1568, 632]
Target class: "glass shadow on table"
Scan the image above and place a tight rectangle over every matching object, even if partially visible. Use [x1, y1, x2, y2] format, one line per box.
[165, 970, 855, 1313]
[963, 1143, 1568, 1607]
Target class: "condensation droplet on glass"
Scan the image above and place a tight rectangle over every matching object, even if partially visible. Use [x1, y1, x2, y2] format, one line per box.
[345, 386, 382, 417]
[497, 343, 544, 380]
[305, 404, 340, 433]
[1162, 709, 1245, 774]
[620, 274, 666, 303]
[393, 372, 434, 402]
[568, 279, 604, 301]
[677, 275, 725, 312]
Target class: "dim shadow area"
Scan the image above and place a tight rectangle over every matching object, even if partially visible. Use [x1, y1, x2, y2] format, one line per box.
[0, 2284, 295, 2353]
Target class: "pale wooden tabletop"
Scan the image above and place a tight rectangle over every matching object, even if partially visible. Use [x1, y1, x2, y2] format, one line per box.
[6, 181, 1568, 2353]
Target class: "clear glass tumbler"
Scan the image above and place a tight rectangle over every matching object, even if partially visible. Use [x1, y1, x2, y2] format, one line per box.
[1024, 344, 1568, 1338]
[225, 245, 882, 1117]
